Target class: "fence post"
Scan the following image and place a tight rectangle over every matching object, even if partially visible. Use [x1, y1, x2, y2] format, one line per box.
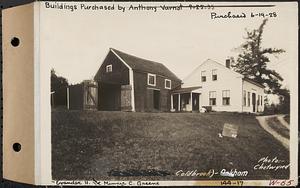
[67, 87, 70, 110]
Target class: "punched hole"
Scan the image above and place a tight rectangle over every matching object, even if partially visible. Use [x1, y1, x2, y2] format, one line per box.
[11, 37, 20, 47]
[13, 143, 21, 152]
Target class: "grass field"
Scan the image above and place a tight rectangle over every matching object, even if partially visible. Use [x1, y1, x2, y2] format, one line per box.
[52, 110, 289, 180]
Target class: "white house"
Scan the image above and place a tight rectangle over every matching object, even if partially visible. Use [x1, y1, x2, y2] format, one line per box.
[171, 59, 265, 113]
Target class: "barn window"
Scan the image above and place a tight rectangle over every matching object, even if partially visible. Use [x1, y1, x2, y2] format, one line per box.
[258, 95, 260, 106]
[247, 92, 250, 106]
[222, 90, 230, 105]
[201, 71, 206, 82]
[209, 91, 216, 106]
[243, 90, 246, 106]
[148, 73, 156, 86]
[106, 64, 112, 72]
[261, 95, 263, 105]
[212, 69, 217, 81]
[165, 79, 171, 89]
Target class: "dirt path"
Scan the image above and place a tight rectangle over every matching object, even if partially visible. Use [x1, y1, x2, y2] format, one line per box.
[256, 115, 289, 150]
[277, 115, 290, 130]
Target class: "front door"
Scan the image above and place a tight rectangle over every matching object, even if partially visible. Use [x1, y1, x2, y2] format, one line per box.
[153, 90, 160, 110]
[252, 93, 256, 112]
[192, 93, 199, 111]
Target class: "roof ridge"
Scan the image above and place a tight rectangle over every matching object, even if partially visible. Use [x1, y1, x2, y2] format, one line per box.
[109, 48, 181, 81]
[111, 48, 162, 65]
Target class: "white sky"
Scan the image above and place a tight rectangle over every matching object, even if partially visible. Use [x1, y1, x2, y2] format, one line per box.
[40, 2, 298, 92]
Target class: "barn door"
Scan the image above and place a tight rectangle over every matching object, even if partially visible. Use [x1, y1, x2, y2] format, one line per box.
[84, 82, 98, 110]
[121, 85, 132, 111]
[153, 90, 160, 110]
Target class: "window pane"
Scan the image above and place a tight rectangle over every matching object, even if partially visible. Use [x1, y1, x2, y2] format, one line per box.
[212, 75, 217, 81]
[165, 80, 171, 88]
[148, 75, 155, 85]
[247, 92, 250, 106]
[212, 69, 217, 75]
[222, 90, 230, 98]
[106, 65, 112, 72]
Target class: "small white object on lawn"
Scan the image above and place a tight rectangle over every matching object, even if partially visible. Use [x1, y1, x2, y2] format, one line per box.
[222, 123, 239, 138]
[200, 107, 207, 113]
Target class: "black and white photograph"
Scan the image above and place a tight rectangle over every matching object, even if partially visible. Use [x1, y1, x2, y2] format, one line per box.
[22, 1, 297, 186]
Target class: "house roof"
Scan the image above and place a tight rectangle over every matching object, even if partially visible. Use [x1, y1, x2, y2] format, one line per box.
[171, 86, 202, 94]
[184, 59, 264, 89]
[111, 48, 181, 81]
[243, 77, 265, 88]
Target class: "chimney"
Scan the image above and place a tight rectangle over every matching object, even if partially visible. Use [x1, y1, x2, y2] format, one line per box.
[225, 59, 231, 68]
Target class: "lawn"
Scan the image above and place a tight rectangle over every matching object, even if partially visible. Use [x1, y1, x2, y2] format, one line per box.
[52, 110, 290, 180]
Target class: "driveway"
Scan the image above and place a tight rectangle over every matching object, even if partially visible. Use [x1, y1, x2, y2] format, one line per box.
[256, 115, 289, 150]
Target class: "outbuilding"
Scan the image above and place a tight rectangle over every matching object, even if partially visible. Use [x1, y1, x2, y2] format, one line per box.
[94, 48, 181, 112]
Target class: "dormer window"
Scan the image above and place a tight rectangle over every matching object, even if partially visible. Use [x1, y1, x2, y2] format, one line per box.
[165, 79, 171, 89]
[148, 73, 156, 86]
[201, 71, 206, 82]
[106, 64, 112, 72]
[212, 69, 217, 81]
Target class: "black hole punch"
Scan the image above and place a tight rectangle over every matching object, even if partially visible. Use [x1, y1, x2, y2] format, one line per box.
[13, 143, 21, 152]
[11, 37, 20, 47]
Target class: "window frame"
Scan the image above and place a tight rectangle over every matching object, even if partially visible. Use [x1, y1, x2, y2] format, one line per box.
[106, 64, 112, 73]
[212, 69, 218, 81]
[165, 79, 171, 89]
[243, 90, 247, 106]
[209, 91, 217, 106]
[201, 71, 206, 82]
[247, 92, 251, 106]
[222, 90, 230, 106]
[147, 73, 156, 86]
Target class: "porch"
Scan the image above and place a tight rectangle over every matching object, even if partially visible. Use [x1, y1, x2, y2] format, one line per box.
[171, 86, 202, 112]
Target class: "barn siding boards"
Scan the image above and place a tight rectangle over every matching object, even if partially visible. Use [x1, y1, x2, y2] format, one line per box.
[121, 85, 132, 111]
[98, 83, 121, 111]
[69, 81, 98, 110]
[69, 84, 84, 110]
[133, 71, 180, 112]
[94, 50, 130, 85]
[133, 71, 147, 112]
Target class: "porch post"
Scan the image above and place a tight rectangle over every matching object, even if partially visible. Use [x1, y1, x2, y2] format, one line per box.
[171, 94, 174, 110]
[178, 94, 181, 111]
[199, 94, 201, 110]
[190, 92, 193, 111]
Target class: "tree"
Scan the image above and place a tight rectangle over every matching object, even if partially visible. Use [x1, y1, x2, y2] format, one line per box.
[277, 88, 290, 114]
[51, 68, 68, 92]
[51, 69, 69, 106]
[231, 19, 285, 95]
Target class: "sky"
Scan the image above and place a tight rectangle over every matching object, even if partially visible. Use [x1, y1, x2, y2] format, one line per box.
[40, 1, 298, 95]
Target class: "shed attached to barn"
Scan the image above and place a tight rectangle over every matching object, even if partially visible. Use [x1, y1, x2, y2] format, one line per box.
[69, 80, 98, 110]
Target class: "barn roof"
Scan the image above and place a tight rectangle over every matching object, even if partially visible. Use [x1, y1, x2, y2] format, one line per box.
[111, 48, 181, 81]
